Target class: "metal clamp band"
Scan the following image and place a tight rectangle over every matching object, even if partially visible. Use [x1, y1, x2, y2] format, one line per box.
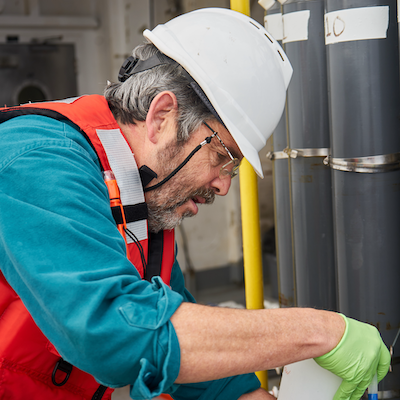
[266, 151, 289, 160]
[323, 152, 400, 173]
[267, 147, 330, 160]
[288, 148, 330, 159]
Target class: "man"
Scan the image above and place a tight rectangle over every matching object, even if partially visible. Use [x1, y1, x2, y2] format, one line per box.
[0, 7, 390, 400]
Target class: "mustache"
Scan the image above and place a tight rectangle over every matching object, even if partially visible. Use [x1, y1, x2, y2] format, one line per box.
[174, 187, 215, 209]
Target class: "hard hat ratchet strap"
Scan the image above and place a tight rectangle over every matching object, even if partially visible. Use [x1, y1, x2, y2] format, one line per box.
[118, 52, 174, 82]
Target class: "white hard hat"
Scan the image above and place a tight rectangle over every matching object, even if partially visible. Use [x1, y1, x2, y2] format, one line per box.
[144, 8, 292, 178]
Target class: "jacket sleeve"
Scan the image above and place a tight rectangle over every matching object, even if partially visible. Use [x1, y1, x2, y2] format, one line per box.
[168, 256, 262, 400]
[0, 116, 183, 399]
[168, 374, 262, 400]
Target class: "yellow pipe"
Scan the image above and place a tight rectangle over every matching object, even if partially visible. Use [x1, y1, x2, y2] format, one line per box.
[239, 160, 265, 310]
[230, 0, 250, 15]
[230, 0, 268, 391]
[239, 160, 268, 390]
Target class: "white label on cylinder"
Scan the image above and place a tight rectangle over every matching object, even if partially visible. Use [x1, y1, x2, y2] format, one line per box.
[325, 6, 389, 45]
[282, 10, 311, 43]
[258, 0, 276, 11]
[398, 0, 399, 22]
[265, 13, 283, 41]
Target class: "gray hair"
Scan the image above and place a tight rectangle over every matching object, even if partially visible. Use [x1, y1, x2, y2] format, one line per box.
[104, 41, 216, 142]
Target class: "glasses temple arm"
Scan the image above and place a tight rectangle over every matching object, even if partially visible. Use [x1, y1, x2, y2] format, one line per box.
[143, 136, 213, 193]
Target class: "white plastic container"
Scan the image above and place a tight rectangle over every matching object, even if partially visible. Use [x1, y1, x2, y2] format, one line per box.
[277, 359, 342, 400]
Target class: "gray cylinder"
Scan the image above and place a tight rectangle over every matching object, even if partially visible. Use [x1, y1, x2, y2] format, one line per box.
[325, 0, 400, 396]
[266, 2, 296, 307]
[271, 117, 296, 308]
[283, 0, 336, 310]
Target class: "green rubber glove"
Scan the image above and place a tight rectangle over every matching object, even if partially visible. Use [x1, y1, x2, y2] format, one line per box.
[314, 314, 391, 400]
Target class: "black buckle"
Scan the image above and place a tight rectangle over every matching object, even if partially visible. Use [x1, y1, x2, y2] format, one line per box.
[118, 52, 179, 83]
[52, 357, 72, 386]
[118, 56, 138, 82]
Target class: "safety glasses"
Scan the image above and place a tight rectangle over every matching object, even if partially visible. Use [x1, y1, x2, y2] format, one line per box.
[202, 121, 240, 179]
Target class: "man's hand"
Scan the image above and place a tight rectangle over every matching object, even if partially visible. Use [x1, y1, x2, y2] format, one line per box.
[238, 388, 276, 400]
[314, 315, 391, 400]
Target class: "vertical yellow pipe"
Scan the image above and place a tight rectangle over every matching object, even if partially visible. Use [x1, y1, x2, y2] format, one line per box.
[230, 0, 250, 15]
[239, 159, 265, 311]
[230, 0, 269, 391]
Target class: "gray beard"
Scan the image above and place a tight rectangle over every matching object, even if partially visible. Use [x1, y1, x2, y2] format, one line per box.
[144, 138, 216, 233]
[147, 207, 192, 233]
[146, 186, 215, 233]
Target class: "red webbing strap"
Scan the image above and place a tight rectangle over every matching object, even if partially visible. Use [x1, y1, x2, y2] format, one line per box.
[160, 230, 175, 286]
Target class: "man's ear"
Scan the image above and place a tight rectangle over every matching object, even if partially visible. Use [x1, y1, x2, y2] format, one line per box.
[146, 91, 178, 144]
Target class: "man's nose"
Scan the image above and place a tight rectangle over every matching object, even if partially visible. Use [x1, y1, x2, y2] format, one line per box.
[210, 175, 231, 196]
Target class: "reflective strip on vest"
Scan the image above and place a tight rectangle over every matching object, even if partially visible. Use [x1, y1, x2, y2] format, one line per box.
[96, 128, 147, 243]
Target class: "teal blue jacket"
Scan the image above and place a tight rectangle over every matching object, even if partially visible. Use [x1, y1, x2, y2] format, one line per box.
[0, 114, 260, 399]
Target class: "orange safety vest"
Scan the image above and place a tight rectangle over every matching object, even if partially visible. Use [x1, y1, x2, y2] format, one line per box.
[0, 95, 175, 399]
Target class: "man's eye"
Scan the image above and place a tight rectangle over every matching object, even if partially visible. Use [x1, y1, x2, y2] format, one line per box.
[217, 152, 226, 161]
